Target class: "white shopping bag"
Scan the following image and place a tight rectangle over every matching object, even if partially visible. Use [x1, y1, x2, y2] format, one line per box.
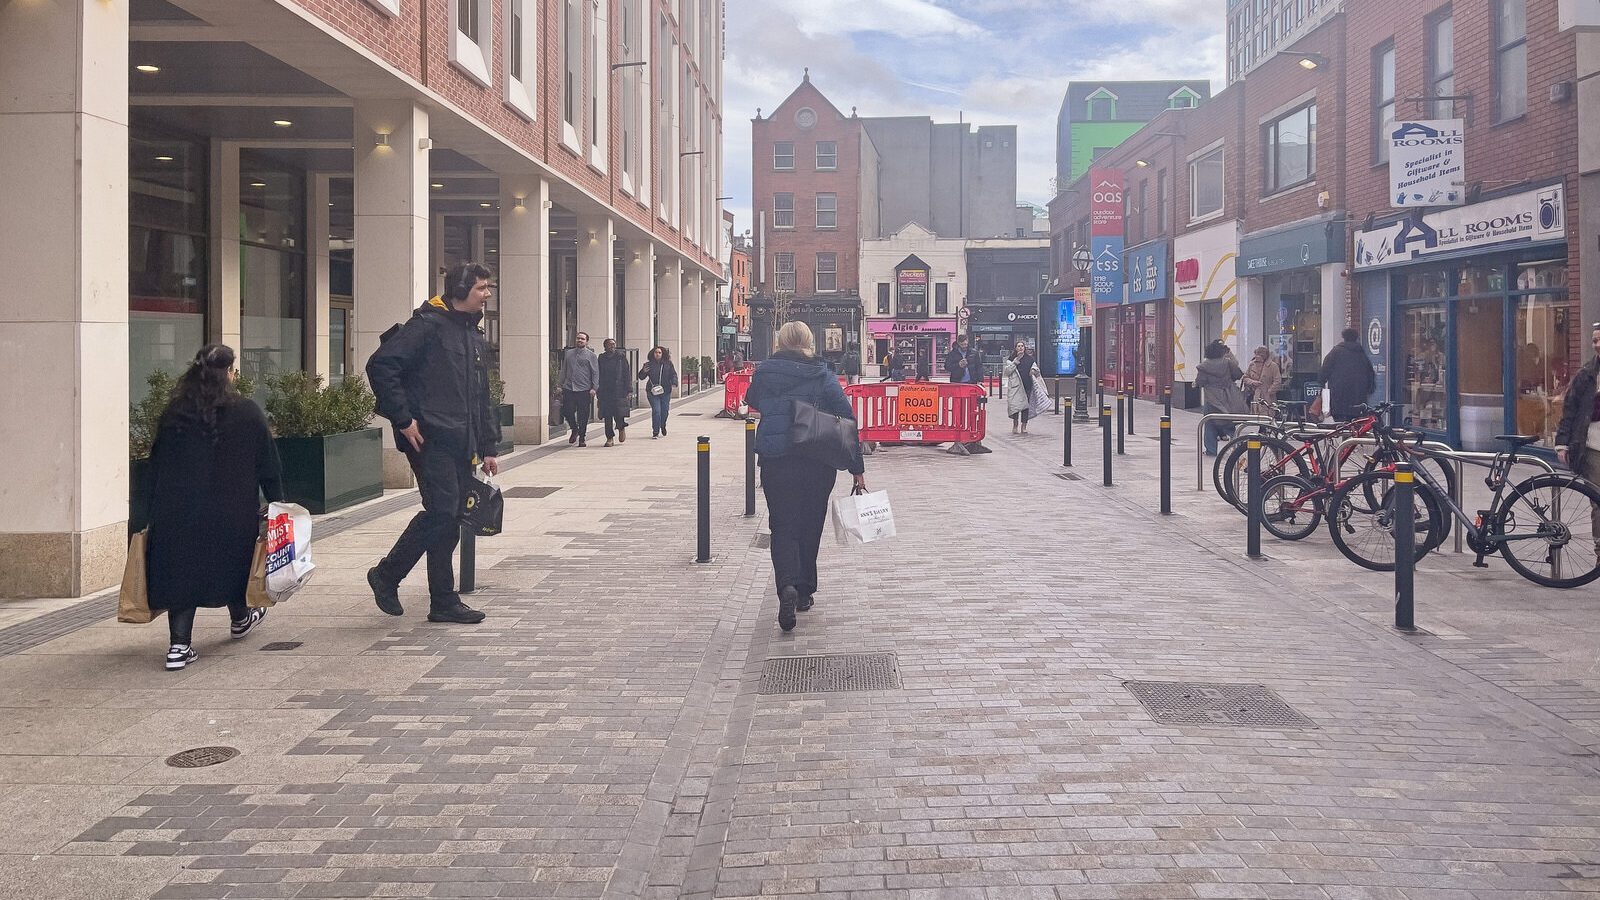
[1029, 381, 1052, 419]
[262, 501, 316, 602]
[831, 490, 896, 546]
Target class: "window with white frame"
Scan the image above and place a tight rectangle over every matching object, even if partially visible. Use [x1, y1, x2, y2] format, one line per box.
[588, 0, 608, 169]
[776, 252, 795, 292]
[562, 0, 582, 146]
[773, 193, 794, 228]
[1264, 103, 1315, 193]
[773, 141, 794, 170]
[1373, 43, 1395, 164]
[619, 0, 647, 197]
[815, 141, 837, 170]
[1494, 0, 1526, 122]
[1429, 11, 1455, 119]
[503, 0, 536, 120]
[815, 193, 836, 229]
[1190, 145, 1224, 221]
[449, 0, 492, 87]
[815, 253, 837, 292]
[363, 0, 400, 14]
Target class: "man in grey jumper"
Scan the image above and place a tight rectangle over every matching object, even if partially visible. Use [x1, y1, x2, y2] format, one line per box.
[560, 332, 600, 446]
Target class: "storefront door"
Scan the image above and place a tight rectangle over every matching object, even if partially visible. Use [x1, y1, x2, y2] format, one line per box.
[1398, 300, 1448, 438]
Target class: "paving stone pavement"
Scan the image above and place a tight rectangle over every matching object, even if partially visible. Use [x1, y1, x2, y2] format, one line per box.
[4, 390, 1600, 898]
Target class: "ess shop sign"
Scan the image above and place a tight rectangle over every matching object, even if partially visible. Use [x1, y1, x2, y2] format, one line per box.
[1175, 257, 1201, 291]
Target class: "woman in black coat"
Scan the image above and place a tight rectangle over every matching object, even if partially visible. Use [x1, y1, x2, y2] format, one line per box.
[145, 344, 283, 670]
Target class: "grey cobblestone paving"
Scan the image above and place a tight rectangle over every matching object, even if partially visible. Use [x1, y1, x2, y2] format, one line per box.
[7, 392, 1600, 898]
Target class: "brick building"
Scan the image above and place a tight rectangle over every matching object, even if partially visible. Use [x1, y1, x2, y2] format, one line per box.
[0, 0, 726, 597]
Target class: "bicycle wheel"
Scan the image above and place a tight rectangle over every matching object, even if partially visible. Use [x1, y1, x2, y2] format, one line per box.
[1360, 451, 1456, 548]
[1495, 474, 1600, 588]
[1326, 470, 1443, 572]
[1219, 436, 1308, 514]
[1259, 474, 1323, 541]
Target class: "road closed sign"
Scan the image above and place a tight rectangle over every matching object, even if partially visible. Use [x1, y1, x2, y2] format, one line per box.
[896, 383, 940, 428]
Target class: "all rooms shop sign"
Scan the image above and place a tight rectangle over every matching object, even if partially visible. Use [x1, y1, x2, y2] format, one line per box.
[1388, 119, 1465, 208]
[1354, 185, 1566, 270]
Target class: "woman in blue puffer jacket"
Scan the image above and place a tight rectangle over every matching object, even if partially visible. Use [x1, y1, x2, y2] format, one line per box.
[745, 321, 868, 632]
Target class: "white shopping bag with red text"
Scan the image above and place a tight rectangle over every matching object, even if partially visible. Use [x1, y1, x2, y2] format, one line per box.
[831, 489, 896, 546]
[261, 501, 315, 602]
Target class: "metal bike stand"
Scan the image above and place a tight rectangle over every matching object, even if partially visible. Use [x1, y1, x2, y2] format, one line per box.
[1193, 414, 1276, 491]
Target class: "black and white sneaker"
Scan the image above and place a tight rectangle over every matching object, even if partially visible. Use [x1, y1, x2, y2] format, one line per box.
[230, 607, 267, 639]
[165, 644, 198, 671]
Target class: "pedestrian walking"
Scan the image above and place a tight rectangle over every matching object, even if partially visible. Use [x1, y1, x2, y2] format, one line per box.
[1320, 327, 1377, 421]
[1242, 345, 1284, 414]
[559, 331, 600, 446]
[946, 335, 978, 384]
[597, 338, 632, 446]
[915, 353, 933, 382]
[1555, 323, 1600, 565]
[638, 345, 677, 438]
[746, 321, 867, 633]
[881, 352, 906, 382]
[142, 344, 281, 670]
[1004, 341, 1040, 433]
[1195, 339, 1247, 455]
[364, 261, 500, 625]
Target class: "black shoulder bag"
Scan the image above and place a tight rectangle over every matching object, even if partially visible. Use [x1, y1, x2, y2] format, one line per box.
[789, 396, 860, 471]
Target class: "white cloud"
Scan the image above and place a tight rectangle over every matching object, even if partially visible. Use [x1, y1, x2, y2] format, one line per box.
[763, 0, 986, 39]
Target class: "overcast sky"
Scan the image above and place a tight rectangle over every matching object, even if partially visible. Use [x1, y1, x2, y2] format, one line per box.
[720, 0, 1227, 238]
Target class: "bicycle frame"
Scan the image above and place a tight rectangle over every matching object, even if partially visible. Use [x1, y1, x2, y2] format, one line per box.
[1404, 441, 1570, 578]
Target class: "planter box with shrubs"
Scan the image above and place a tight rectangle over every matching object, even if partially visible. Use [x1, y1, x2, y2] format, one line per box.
[265, 372, 382, 515]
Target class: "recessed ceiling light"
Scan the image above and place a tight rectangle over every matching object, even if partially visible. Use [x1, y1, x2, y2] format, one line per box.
[135, 64, 160, 73]
[272, 119, 293, 128]
[480, 202, 491, 208]
[154, 155, 174, 162]
[250, 181, 267, 188]
[487, 248, 497, 253]
[431, 183, 444, 189]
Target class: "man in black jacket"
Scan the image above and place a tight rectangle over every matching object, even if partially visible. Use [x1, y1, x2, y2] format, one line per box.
[597, 338, 633, 446]
[364, 262, 501, 624]
[1319, 327, 1376, 421]
[945, 335, 978, 384]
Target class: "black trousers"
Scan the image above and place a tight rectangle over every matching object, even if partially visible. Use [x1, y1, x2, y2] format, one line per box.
[760, 456, 838, 599]
[168, 602, 249, 645]
[601, 406, 628, 439]
[376, 443, 470, 606]
[563, 390, 592, 437]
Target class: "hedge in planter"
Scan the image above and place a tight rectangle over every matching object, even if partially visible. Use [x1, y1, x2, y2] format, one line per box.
[265, 372, 382, 514]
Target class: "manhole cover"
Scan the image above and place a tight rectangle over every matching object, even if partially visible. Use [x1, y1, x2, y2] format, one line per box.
[165, 746, 241, 768]
[1124, 681, 1315, 728]
[759, 653, 901, 695]
[1055, 472, 1084, 481]
[752, 533, 771, 548]
[260, 641, 302, 651]
[677, 412, 705, 417]
[504, 486, 561, 499]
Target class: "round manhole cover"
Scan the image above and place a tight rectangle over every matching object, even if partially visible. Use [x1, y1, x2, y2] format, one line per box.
[165, 746, 240, 769]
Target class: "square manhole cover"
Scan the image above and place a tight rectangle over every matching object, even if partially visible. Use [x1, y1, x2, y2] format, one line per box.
[1055, 472, 1084, 481]
[759, 653, 902, 695]
[1124, 681, 1315, 728]
[504, 486, 561, 499]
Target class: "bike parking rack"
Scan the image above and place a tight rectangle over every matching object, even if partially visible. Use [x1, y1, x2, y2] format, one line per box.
[1194, 414, 1276, 490]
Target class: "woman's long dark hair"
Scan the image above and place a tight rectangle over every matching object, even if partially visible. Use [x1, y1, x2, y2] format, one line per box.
[163, 343, 241, 441]
[650, 345, 672, 363]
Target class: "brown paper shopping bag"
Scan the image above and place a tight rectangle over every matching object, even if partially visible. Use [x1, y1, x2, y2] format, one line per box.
[245, 537, 275, 609]
[117, 530, 155, 624]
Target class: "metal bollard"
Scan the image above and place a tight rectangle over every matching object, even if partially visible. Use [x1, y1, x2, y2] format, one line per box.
[1101, 403, 1113, 486]
[696, 436, 711, 563]
[1053, 378, 1062, 415]
[1075, 375, 1091, 422]
[1163, 384, 1173, 418]
[1393, 461, 1416, 630]
[1159, 415, 1172, 515]
[1063, 397, 1074, 467]
[458, 527, 476, 594]
[1115, 393, 1126, 456]
[1126, 384, 1135, 434]
[1246, 439, 1263, 559]
[743, 418, 756, 518]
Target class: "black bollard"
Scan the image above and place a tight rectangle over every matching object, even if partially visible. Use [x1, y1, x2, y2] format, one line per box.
[1063, 397, 1074, 467]
[1394, 462, 1416, 631]
[1246, 439, 1263, 559]
[1116, 393, 1126, 455]
[696, 436, 711, 563]
[1101, 403, 1113, 487]
[459, 526, 476, 594]
[1163, 384, 1173, 418]
[1159, 415, 1172, 515]
[744, 418, 757, 517]
[1126, 384, 1135, 434]
[1054, 379, 1062, 415]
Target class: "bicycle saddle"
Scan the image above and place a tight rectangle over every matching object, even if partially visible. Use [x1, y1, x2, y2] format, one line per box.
[1494, 434, 1541, 448]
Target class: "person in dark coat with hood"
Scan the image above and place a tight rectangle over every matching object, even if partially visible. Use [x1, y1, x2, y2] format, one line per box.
[365, 261, 501, 625]
[1320, 327, 1377, 421]
[1555, 324, 1600, 563]
[597, 338, 633, 446]
[144, 343, 281, 670]
[746, 321, 868, 633]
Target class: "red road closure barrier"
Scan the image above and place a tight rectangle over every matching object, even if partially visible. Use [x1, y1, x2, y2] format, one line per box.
[721, 368, 755, 416]
[846, 381, 987, 445]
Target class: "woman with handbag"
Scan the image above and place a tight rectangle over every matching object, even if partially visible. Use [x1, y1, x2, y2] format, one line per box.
[143, 344, 282, 670]
[1004, 341, 1041, 434]
[746, 322, 867, 632]
[638, 345, 678, 438]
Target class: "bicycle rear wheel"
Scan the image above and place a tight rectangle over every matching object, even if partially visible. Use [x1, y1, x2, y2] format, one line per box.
[1360, 450, 1456, 548]
[1495, 474, 1600, 588]
[1326, 470, 1442, 571]
[1260, 474, 1323, 541]
[1217, 436, 1308, 514]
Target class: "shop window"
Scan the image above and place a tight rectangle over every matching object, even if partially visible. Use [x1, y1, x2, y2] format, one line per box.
[816, 141, 837, 170]
[877, 282, 890, 315]
[238, 153, 306, 382]
[1265, 103, 1316, 193]
[1373, 43, 1395, 164]
[1514, 262, 1570, 446]
[815, 253, 838, 293]
[935, 283, 949, 315]
[773, 141, 794, 170]
[1401, 302, 1448, 434]
[1494, 0, 1527, 122]
[1429, 11, 1455, 118]
[773, 192, 794, 228]
[130, 132, 208, 404]
[775, 252, 795, 292]
[815, 193, 836, 230]
[1190, 146, 1224, 221]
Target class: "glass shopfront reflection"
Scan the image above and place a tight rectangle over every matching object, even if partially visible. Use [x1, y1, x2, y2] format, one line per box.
[239, 151, 306, 381]
[130, 130, 207, 402]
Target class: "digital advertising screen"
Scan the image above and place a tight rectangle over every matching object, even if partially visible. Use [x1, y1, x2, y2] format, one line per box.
[1038, 293, 1081, 378]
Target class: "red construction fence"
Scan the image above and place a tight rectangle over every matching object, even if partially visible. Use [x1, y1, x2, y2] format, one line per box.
[845, 381, 987, 446]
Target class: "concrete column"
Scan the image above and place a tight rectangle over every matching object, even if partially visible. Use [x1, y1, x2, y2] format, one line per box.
[683, 270, 703, 380]
[354, 101, 431, 488]
[307, 174, 332, 381]
[499, 178, 551, 444]
[0, 0, 129, 597]
[625, 240, 656, 355]
[576, 215, 616, 342]
[702, 277, 718, 373]
[210, 142, 242, 349]
[656, 256, 683, 365]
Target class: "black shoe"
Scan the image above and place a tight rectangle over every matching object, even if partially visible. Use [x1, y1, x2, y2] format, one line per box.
[367, 566, 403, 616]
[230, 607, 267, 639]
[796, 592, 814, 612]
[428, 598, 486, 624]
[569, 431, 579, 444]
[578, 437, 587, 447]
[778, 587, 798, 632]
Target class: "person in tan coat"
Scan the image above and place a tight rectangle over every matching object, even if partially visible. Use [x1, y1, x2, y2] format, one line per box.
[1242, 345, 1284, 414]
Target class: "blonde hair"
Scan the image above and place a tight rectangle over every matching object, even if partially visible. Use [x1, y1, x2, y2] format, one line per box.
[775, 321, 816, 357]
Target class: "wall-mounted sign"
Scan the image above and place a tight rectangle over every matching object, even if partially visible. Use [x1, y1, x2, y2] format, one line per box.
[1090, 236, 1123, 305]
[1353, 185, 1566, 271]
[1237, 218, 1344, 276]
[1074, 286, 1093, 322]
[1125, 242, 1169, 303]
[1089, 168, 1125, 237]
[1388, 119, 1465, 208]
